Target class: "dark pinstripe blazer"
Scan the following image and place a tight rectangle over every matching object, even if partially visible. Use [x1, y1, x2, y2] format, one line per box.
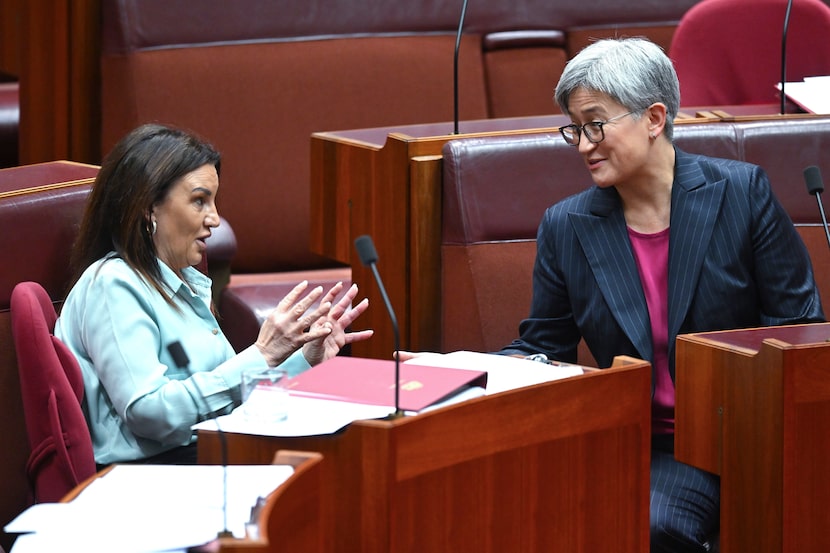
[503, 148, 825, 380]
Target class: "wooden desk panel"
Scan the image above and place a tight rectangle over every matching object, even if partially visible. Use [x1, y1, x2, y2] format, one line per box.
[200, 357, 652, 553]
[675, 322, 830, 553]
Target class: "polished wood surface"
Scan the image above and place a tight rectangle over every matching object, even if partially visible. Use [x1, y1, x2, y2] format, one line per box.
[675, 322, 830, 553]
[217, 450, 324, 553]
[199, 356, 652, 553]
[796, 225, 830, 309]
[7, 0, 102, 165]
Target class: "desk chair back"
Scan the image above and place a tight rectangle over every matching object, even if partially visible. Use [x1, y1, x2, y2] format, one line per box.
[10, 281, 95, 503]
[670, 0, 830, 106]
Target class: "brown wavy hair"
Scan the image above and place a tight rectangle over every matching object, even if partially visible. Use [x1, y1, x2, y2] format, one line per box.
[69, 123, 221, 305]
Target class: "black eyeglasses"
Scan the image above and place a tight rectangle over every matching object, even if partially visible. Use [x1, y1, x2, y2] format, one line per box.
[559, 111, 635, 146]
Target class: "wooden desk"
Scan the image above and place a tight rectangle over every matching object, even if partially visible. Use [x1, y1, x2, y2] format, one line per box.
[200, 356, 652, 553]
[675, 323, 830, 553]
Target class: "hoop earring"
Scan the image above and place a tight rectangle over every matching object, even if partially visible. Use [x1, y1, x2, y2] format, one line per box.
[147, 219, 157, 236]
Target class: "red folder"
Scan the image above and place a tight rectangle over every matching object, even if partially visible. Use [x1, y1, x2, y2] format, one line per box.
[282, 356, 487, 412]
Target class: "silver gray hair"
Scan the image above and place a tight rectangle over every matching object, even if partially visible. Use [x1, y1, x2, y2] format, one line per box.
[554, 38, 681, 141]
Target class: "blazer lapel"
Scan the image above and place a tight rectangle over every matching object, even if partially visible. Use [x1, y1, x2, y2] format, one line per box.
[570, 187, 654, 362]
[667, 150, 727, 344]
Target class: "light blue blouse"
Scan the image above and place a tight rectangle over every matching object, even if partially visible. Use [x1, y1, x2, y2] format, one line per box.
[55, 254, 310, 464]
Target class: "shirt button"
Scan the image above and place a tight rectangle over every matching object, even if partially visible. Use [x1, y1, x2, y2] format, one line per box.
[212, 328, 219, 335]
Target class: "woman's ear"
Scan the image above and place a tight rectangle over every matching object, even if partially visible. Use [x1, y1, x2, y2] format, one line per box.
[647, 102, 668, 139]
[145, 209, 157, 236]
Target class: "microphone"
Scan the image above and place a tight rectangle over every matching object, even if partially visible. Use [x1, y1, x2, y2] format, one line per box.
[780, 0, 794, 114]
[453, 0, 470, 135]
[354, 235, 403, 417]
[804, 165, 830, 251]
[168, 341, 234, 539]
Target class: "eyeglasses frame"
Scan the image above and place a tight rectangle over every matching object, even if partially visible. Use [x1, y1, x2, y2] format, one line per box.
[559, 111, 636, 146]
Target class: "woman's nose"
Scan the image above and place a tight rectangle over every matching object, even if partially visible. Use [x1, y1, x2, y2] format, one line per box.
[206, 208, 221, 228]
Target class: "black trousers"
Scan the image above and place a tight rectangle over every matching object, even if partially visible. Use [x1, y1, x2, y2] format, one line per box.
[96, 442, 199, 472]
[650, 434, 720, 553]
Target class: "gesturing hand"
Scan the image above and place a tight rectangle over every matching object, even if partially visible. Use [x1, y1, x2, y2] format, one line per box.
[254, 281, 334, 367]
[302, 282, 373, 366]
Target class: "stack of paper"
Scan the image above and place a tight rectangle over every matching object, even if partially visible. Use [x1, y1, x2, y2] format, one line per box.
[778, 76, 830, 114]
[5, 464, 294, 553]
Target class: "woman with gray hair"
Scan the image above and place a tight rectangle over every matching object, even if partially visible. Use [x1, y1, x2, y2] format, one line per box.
[499, 37, 823, 551]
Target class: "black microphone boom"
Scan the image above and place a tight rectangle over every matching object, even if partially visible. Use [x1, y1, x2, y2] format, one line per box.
[355, 234, 403, 417]
[804, 165, 830, 252]
[168, 341, 233, 539]
[780, 0, 794, 115]
[453, 0, 470, 135]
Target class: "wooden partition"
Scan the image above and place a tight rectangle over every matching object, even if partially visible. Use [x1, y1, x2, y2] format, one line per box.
[675, 323, 830, 553]
[310, 115, 567, 359]
[796, 225, 830, 307]
[217, 450, 324, 553]
[199, 356, 652, 553]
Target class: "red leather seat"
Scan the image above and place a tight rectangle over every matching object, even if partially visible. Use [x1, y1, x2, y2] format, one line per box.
[10, 281, 96, 503]
[670, 0, 830, 106]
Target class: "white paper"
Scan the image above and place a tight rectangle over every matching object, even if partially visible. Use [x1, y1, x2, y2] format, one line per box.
[778, 76, 830, 114]
[405, 350, 584, 394]
[194, 394, 395, 437]
[6, 464, 294, 553]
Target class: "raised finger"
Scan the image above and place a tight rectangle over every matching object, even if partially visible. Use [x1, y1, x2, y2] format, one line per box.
[320, 281, 344, 306]
[328, 283, 358, 320]
[276, 280, 310, 312]
[342, 328, 374, 345]
[335, 297, 368, 329]
[291, 285, 325, 321]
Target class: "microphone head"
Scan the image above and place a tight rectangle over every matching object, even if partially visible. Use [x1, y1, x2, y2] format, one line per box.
[804, 165, 825, 195]
[354, 234, 379, 266]
[167, 341, 190, 369]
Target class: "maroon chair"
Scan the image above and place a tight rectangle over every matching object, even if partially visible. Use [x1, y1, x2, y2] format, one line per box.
[10, 281, 95, 503]
[670, 0, 830, 106]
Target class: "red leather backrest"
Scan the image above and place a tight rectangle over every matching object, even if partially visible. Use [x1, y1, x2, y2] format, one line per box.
[10, 281, 96, 503]
[671, 0, 830, 106]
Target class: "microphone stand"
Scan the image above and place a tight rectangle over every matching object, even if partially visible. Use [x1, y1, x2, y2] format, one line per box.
[354, 235, 404, 418]
[168, 342, 233, 539]
[816, 192, 830, 252]
[453, 0, 469, 135]
[780, 0, 794, 115]
[804, 165, 830, 252]
[368, 260, 402, 418]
